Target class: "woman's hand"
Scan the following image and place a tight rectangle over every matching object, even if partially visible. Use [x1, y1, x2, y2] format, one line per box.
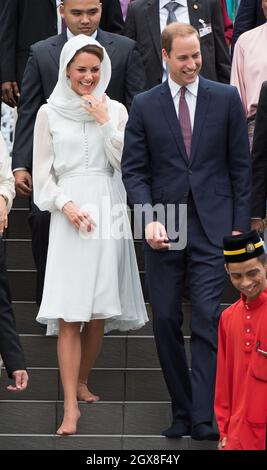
[0, 195, 8, 235]
[81, 94, 110, 125]
[62, 201, 96, 232]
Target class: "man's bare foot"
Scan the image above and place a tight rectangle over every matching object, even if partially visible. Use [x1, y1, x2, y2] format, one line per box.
[56, 408, 81, 436]
[77, 382, 100, 403]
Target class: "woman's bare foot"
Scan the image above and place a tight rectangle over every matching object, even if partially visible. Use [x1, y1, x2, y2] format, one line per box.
[56, 407, 81, 436]
[77, 382, 100, 403]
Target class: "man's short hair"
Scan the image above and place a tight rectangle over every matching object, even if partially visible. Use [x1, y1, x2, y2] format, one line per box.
[162, 23, 200, 56]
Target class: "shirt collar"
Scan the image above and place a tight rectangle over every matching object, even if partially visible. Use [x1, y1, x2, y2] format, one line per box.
[160, 0, 187, 8]
[241, 286, 267, 310]
[168, 75, 199, 98]
[66, 29, 98, 41]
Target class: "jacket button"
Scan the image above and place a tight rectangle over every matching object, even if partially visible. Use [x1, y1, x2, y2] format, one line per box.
[189, 170, 193, 175]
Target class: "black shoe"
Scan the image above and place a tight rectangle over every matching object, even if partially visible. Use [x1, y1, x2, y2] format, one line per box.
[162, 422, 191, 438]
[191, 422, 219, 441]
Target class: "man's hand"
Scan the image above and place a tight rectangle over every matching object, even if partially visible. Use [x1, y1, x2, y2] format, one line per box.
[62, 201, 96, 232]
[0, 196, 8, 235]
[231, 231, 242, 236]
[218, 436, 227, 450]
[1, 81, 20, 107]
[14, 170, 32, 197]
[251, 219, 265, 235]
[7, 370, 29, 392]
[145, 221, 170, 250]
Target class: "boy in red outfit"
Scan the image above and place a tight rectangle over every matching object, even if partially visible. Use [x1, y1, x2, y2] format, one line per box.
[215, 230, 267, 450]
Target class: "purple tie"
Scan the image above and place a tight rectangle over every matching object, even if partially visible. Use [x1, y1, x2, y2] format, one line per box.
[120, 0, 130, 21]
[62, 17, 67, 32]
[178, 87, 192, 158]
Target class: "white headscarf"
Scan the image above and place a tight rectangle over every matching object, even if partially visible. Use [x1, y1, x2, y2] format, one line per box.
[47, 34, 111, 122]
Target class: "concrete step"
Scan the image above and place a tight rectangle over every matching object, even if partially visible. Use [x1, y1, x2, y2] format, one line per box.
[0, 434, 217, 450]
[16, 335, 185, 369]
[7, 267, 238, 304]
[6, 209, 31, 239]
[0, 368, 169, 402]
[12, 196, 29, 209]
[0, 401, 218, 444]
[12, 301, 231, 336]
[4, 238, 144, 272]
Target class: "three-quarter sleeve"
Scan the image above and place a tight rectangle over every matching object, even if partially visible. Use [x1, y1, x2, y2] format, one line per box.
[33, 106, 72, 212]
[0, 133, 15, 213]
[99, 104, 128, 172]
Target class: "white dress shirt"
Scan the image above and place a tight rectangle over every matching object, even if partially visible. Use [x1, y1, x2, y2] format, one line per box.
[168, 75, 199, 131]
[159, 0, 190, 32]
[56, 0, 63, 34]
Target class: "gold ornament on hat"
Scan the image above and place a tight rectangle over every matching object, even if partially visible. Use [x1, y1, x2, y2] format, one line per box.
[246, 243, 255, 253]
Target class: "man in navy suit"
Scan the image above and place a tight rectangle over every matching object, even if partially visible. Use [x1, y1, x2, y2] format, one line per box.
[122, 23, 251, 440]
[232, 0, 266, 53]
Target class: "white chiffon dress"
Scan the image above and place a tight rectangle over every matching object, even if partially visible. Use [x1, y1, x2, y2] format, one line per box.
[33, 99, 148, 335]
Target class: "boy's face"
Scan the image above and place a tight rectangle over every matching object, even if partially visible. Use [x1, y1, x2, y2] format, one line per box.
[226, 257, 267, 301]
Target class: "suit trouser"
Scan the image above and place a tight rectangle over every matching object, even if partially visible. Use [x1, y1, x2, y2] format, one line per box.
[144, 197, 226, 427]
[28, 199, 50, 306]
[0, 237, 25, 374]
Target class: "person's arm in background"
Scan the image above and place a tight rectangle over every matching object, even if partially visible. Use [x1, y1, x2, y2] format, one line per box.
[100, 0, 124, 34]
[251, 82, 267, 233]
[231, 0, 257, 55]
[124, 1, 137, 40]
[0, 0, 20, 107]
[221, 0, 233, 47]
[0, 133, 28, 391]
[123, 40, 146, 111]
[12, 45, 46, 197]
[211, 0, 231, 83]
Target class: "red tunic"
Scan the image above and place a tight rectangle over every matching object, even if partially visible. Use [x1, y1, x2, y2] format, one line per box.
[215, 289, 267, 450]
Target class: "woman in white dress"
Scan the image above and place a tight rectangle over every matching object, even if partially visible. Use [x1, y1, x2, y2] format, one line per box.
[32, 35, 147, 435]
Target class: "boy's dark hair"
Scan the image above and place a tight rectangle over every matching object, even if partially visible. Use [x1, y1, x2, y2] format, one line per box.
[257, 253, 267, 266]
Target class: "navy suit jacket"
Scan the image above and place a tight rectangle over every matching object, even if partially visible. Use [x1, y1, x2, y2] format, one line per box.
[122, 76, 251, 247]
[232, 0, 266, 53]
[12, 29, 146, 171]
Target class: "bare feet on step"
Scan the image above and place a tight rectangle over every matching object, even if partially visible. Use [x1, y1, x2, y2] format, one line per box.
[56, 407, 81, 436]
[77, 382, 100, 403]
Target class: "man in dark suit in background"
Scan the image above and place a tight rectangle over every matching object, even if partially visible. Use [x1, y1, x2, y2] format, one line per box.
[0, 0, 58, 108]
[251, 81, 267, 234]
[232, 0, 266, 53]
[124, 0, 231, 90]
[122, 23, 250, 440]
[12, 0, 146, 305]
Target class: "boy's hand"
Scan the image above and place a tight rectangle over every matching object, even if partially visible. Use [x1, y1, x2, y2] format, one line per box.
[218, 436, 227, 450]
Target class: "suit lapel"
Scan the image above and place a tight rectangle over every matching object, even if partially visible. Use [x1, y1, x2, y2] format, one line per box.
[159, 82, 188, 164]
[187, 0, 204, 31]
[147, 0, 162, 67]
[49, 0, 57, 8]
[96, 29, 116, 62]
[48, 32, 67, 68]
[189, 76, 210, 164]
